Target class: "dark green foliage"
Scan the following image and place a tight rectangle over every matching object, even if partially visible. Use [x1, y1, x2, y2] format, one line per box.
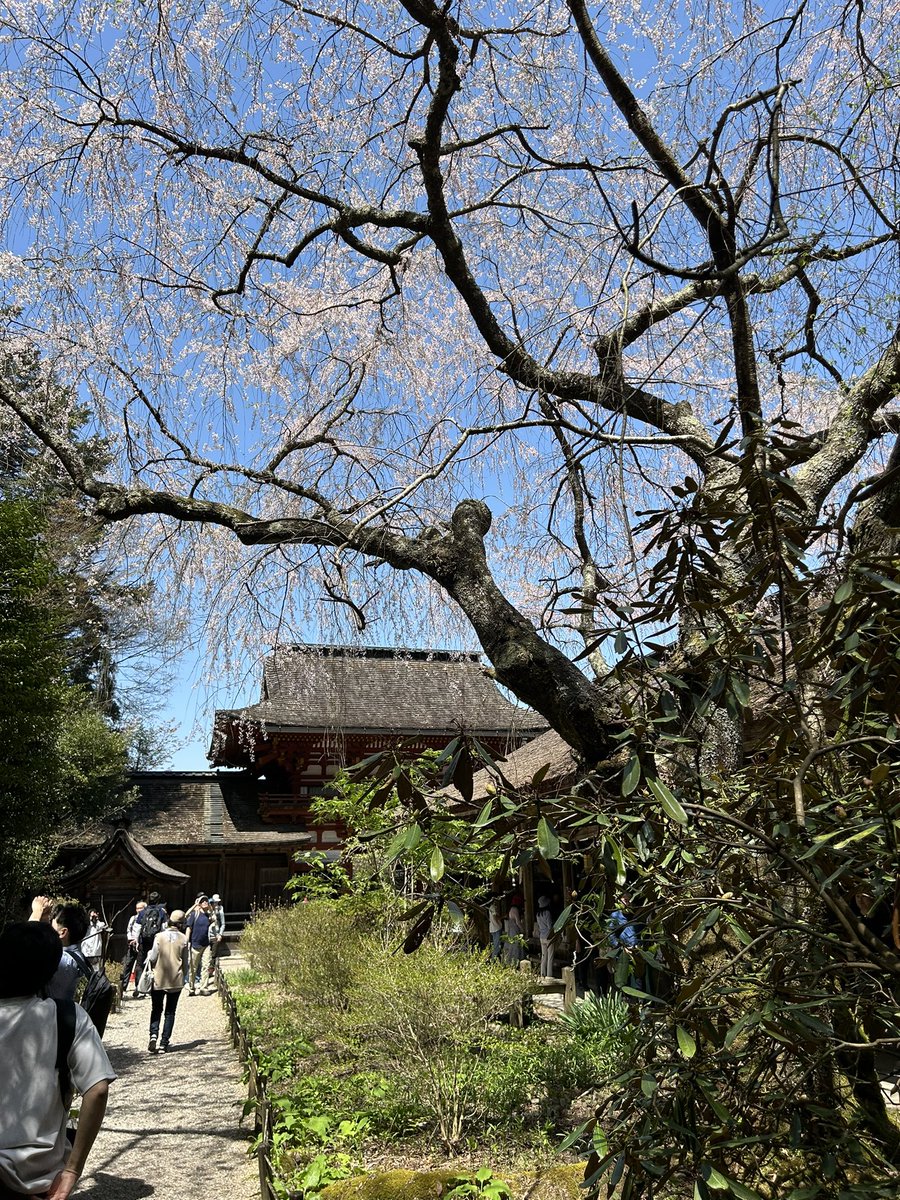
[0, 496, 129, 920]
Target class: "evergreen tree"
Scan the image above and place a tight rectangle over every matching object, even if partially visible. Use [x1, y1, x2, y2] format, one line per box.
[0, 497, 129, 921]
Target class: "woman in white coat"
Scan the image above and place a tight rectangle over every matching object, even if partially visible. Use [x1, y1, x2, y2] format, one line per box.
[146, 909, 189, 1054]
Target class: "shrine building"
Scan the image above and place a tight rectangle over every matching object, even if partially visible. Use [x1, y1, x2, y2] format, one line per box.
[56, 644, 547, 944]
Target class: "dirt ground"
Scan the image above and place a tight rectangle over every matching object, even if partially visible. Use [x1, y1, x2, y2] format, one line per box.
[72, 976, 260, 1200]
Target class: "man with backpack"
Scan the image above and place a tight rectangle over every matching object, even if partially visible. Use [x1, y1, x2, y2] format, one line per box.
[135, 894, 166, 954]
[131, 893, 166, 1000]
[30, 899, 116, 1037]
[0, 921, 115, 1198]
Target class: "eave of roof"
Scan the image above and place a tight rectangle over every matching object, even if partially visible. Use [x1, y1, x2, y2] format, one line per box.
[59, 828, 190, 888]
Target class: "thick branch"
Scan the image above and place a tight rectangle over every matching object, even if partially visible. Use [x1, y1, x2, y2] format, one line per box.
[794, 326, 900, 514]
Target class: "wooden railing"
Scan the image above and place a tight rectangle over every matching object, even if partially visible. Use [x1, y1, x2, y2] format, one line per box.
[216, 966, 278, 1200]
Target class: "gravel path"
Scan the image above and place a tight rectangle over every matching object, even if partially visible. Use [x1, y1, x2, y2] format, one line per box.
[73, 980, 260, 1200]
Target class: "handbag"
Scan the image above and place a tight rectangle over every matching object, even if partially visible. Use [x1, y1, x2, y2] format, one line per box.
[136, 959, 154, 994]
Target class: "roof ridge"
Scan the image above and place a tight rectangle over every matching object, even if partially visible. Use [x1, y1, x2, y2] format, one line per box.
[272, 644, 484, 663]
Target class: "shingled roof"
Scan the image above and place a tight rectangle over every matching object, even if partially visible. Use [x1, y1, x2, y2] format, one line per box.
[63, 772, 312, 849]
[441, 728, 581, 809]
[211, 645, 548, 750]
[59, 828, 190, 889]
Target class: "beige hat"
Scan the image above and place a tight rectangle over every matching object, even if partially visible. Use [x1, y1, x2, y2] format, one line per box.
[169, 909, 186, 924]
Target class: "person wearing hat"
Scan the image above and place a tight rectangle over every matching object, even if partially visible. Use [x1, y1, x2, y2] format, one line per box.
[206, 894, 226, 990]
[145, 909, 189, 1053]
[185, 897, 215, 996]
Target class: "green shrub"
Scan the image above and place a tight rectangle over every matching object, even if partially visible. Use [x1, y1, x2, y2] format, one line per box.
[471, 1024, 616, 1131]
[228, 965, 265, 987]
[558, 990, 630, 1041]
[232, 986, 314, 1083]
[241, 902, 369, 1018]
[558, 991, 634, 1078]
[339, 945, 533, 1149]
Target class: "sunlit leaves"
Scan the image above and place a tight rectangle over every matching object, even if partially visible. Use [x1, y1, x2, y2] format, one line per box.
[676, 1025, 697, 1059]
[646, 776, 688, 825]
[536, 816, 560, 860]
[429, 844, 445, 882]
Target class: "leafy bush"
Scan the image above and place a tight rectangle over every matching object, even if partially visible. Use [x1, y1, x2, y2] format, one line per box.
[559, 990, 630, 1041]
[471, 1023, 618, 1132]
[558, 990, 634, 1077]
[241, 901, 370, 1019]
[233, 988, 313, 1083]
[228, 965, 265, 987]
[339, 944, 533, 1149]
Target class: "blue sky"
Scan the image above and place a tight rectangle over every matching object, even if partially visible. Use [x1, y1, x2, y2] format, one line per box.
[151, 646, 257, 771]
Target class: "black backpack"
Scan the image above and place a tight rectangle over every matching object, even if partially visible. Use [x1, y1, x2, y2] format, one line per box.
[68, 945, 115, 1037]
[140, 904, 164, 946]
[54, 997, 76, 1103]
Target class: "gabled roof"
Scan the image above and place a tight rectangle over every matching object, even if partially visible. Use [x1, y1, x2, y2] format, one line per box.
[210, 645, 548, 758]
[455, 728, 581, 807]
[59, 827, 190, 890]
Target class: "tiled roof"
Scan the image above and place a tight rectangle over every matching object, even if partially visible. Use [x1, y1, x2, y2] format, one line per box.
[62, 772, 311, 849]
[211, 645, 548, 747]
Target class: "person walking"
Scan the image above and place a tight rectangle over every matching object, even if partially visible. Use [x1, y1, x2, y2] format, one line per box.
[120, 900, 146, 1000]
[185, 897, 215, 995]
[205, 894, 226, 988]
[79, 910, 108, 970]
[0, 921, 115, 1198]
[146, 909, 189, 1054]
[133, 892, 167, 1001]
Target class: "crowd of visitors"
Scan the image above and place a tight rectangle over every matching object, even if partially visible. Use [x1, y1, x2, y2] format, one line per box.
[0, 888, 229, 1197]
[484, 887, 642, 992]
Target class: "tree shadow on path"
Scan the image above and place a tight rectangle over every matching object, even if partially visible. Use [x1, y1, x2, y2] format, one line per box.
[71, 1173, 155, 1199]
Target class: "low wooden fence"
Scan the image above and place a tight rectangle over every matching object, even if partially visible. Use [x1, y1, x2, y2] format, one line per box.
[216, 967, 279, 1200]
[216, 957, 578, 1198]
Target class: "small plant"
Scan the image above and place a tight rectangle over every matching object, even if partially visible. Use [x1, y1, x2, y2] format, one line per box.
[446, 1167, 513, 1199]
[271, 1152, 356, 1200]
[229, 965, 265, 987]
[559, 990, 630, 1041]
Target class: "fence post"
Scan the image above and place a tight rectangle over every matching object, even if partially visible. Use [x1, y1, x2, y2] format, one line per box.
[562, 966, 576, 1012]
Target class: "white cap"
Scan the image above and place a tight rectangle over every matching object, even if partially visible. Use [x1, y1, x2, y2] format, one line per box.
[210, 894, 221, 903]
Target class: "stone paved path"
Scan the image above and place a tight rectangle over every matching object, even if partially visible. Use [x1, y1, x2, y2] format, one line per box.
[73, 973, 259, 1200]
